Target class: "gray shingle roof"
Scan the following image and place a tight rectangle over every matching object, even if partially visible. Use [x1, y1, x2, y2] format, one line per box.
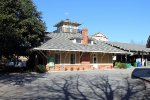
[106, 41, 150, 52]
[34, 33, 128, 54]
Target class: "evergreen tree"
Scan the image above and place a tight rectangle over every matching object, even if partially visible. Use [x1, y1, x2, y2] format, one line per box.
[0, 0, 46, 58]
[146, 36, 150, 48]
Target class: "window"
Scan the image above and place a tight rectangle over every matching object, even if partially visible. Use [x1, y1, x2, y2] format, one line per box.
[71, 29, 74, 33]
[55, 53, 60, 64]
[66, 28, 70, 32]
[88, 40, 94, 45]
[76, 39, 82, 43]
[93, 54, 97, 63]
[70, 53, 76, 64]
[71, 39, 76, 43]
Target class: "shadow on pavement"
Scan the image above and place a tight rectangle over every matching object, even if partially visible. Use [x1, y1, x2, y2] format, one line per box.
[0, 73, 46, 86]
[22, 75, 150, 100]
[0, 73, 150, 99]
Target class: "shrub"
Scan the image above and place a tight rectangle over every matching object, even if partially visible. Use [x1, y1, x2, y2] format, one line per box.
[0, 56, 8, 64]
[36, 64, 47, 73]
[115, 62, 127, 69]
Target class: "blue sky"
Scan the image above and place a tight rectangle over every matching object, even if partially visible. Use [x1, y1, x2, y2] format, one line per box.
[33, 0, 150, 44]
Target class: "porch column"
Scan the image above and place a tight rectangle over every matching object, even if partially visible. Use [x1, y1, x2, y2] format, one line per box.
[35, 54, 38, 66]
[121, 55, 122, 62]
[125, 54, 127, 63]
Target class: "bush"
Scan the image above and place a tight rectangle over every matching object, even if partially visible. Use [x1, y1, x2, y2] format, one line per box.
[115, 62, 127, 69]
[0, 56, 8, 64]
[36, 64, 47, 73]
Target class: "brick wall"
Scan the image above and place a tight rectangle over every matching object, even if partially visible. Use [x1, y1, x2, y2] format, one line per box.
[82, 28, 88, 45]
[45, 51, 113, 71]
[81, 52, 90, 64]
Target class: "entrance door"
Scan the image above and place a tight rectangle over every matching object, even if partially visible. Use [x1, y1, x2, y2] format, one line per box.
[93, 54, 97, 63]
[80, 52, 90, 64]
[93, 54, 98, 68]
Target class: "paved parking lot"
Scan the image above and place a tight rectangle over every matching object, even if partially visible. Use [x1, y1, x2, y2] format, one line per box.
[0, 69, 150, 100]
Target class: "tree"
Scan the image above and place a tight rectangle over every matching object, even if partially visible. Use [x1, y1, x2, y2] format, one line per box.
[146, 35, 150, 48]
[0, 0, 46, 59]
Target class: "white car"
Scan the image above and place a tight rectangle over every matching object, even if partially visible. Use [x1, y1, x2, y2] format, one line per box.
[5, 61, 26, 67]
[5, 61, 14, 67]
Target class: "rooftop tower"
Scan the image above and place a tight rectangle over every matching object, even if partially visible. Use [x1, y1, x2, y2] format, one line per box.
[54, 19, 81, 33]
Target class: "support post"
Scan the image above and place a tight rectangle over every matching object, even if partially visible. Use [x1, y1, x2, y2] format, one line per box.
[125, 54, 127, 63]
[101, 53, 105, 63]
[35, 54, 38, 67]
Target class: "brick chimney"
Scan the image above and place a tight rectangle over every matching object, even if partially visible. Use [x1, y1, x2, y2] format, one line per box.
[82, 28, 88, 45]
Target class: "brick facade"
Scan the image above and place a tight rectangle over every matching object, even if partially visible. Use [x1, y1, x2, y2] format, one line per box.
[45, 51, 113, 71]
[82, 28, 88, 45]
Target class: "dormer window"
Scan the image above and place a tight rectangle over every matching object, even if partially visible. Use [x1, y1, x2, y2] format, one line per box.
[88, 40, 94, 45]
[76, 39, 82, 44]
[71, 38, 82, 44]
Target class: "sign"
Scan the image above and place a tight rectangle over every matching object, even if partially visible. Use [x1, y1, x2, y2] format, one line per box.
[112, 56, 116, 60]
[47, 57, 55, 67]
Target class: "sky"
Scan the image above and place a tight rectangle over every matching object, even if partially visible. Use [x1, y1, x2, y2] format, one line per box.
[33, 0, 150, 44]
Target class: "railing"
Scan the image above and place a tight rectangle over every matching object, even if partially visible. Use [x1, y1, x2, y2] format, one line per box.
[53, 29, 82, 33]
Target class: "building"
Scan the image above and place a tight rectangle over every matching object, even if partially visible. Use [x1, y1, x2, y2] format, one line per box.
[34, 19, 127, 71]
[92, 32, 109, 41]
[106, 41, 150, 66]
[53, 19, 81, 33]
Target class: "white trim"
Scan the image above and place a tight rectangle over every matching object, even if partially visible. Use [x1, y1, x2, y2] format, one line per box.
[55, 63, 113, 65]
[33, 48, 129, 54]
[90, 63, 113, 65]
[56, 63, 113, 65]
[34, 48, 84, 52]
[56, 64, 81, 65]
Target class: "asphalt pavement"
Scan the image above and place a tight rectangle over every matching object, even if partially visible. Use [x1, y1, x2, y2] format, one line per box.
[0, 68, 150, 100]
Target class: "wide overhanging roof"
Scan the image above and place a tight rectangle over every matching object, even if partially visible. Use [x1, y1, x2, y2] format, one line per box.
[106, 41, 150, 52]
[34, 33, 128, 54]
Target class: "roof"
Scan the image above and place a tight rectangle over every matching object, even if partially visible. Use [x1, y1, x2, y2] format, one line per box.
[92, 32, 108, 39]
[106, 41, 150, 52]
[54, 19, 81, 27]
[34, 32, 128, 54]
